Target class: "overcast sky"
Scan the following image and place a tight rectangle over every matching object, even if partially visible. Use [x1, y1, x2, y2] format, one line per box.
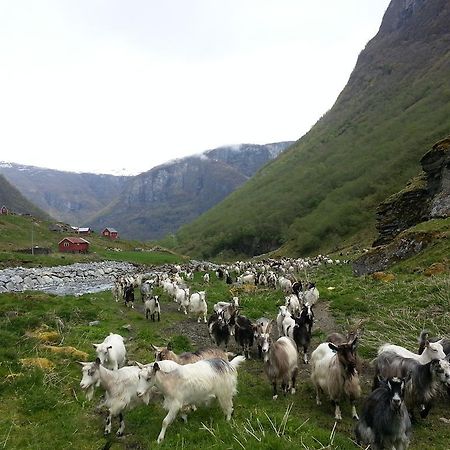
[0, 0, 391, 175]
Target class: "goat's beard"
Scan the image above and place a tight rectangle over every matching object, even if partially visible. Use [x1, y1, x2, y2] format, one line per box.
[83, 385, 95, 401]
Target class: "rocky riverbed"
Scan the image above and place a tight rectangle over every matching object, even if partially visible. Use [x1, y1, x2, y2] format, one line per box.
[0, 261, 137, 296]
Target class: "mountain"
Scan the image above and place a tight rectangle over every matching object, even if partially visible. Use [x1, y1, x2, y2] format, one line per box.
[0, 174, 50, 219]
[0, 163, 130, 226]
[172, 0, 450, 258]
[88, 142, 293, 240]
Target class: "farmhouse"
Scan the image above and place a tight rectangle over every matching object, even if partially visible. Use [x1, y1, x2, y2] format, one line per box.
[102, 227, 118, 240]
[58, 237, 90, 253]
[77, 227, 92, 235]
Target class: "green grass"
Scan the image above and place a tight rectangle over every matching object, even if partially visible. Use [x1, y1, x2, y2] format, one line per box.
[0, 213, 186, 268]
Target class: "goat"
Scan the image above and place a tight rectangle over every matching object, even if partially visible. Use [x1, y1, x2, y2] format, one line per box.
[140, 280, 153, 301]
[136, 356, 246, 443]
[144, 295, 161, 322]
[355, 376, 411, 450]
[203, 273, 210, 283]
[237, 273, 256, 285]
[418, 330, 450, 356]
[93, 333, 126, 370]
[261, 332, 298, 400]
[278, 276, 292, 294]
[285, 294, 301, 317]
[310, 337, 361, 420]
[151, 343, 229, 364]
[291, 280, 303, 298]
[79, 358, 151, 436]
[123, 283, 135, 308]
[175, 286, 190, 314]
[188, 291, 208, 323]
[373, 351, 450, 420]
[276, 305, 290, 338]
[301, 282, 319, 306]
[234, 315, 255, 359]
[255, 317, 271, 359]
[379, 341, 445, 363]
[208, 310, 230, 351]
[292, 307, 312, 364]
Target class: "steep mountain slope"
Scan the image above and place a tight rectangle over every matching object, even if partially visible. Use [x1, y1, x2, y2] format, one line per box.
[173, 0, 450, 258]
[0, 163, 129, 226]
[0, 174, 50, 219]
[88, 142, 292, 240]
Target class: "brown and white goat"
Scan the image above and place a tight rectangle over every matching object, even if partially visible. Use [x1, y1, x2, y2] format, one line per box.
[310, 337, 361, 420]
[261, 327, 298, 400]
[151, 343, 229, 364]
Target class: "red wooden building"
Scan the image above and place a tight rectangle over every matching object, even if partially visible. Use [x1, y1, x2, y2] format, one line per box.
[101, 227, 118, 240]
[58, 237, 90, 253]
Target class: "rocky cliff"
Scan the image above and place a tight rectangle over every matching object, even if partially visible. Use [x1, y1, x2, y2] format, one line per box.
[353, 136, 450, 275]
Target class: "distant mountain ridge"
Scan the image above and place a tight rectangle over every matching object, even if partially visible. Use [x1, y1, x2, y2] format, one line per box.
[0, 141, 293, 239]
[87, 142, 293, 240]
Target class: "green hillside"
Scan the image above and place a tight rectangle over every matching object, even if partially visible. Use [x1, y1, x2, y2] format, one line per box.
[171, 0, 450, 258]
[0, 174, 50, 220]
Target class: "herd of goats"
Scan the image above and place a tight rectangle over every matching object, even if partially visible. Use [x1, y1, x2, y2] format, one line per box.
[78, 257, 450, 449]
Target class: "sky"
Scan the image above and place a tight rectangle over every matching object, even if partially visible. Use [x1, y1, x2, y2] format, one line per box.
[0, 0, 391, 175]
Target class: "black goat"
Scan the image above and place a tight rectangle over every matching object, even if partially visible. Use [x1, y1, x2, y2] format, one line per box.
[355, 376, 411, 450]
[208, 311, 230, 351]
[234, 315, 255, 359]
[292, 307, 311, 364]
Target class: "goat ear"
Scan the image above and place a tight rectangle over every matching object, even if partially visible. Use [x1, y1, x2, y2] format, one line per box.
[135, 361, 145, 369]
[154, 362, 160, 372]
[150, 344, 160, 351]
[94, 357, 101, 366]
[351, 336, 358, 349]
[77, 361, 88, 366]
[328, 342, 338, 352]
[424, 339, 430, 348]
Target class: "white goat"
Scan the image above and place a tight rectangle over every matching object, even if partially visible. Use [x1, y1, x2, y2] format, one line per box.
[136, 356, 246, 443]
[203, 273, 210, 283]
[278, 276, 292, 294]
[285, 294, 301, 317]
[79, 359, 155, 436]
[276, 305, 290, 337]
[93, 333, 126, 370]
[175, 287, 190, 314]
[378, 341, 445, 363]
[311, 339, 361, 420]
[189, 291, 208, 323]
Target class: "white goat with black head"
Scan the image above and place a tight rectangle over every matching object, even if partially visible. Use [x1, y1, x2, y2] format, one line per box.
[311, 337, 361, 420]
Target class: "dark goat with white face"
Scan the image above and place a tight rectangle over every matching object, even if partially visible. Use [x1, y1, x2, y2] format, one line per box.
[355, 377, 411, 450]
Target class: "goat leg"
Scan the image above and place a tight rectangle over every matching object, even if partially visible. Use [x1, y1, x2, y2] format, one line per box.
[116, 412, 125, 436]
[157, 405, 180, 443]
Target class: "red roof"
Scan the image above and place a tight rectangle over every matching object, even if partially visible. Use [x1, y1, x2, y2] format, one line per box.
[58, 237, 90, 245]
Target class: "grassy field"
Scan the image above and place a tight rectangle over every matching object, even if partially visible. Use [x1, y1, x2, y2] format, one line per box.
[0, 256, 449, 449]
[0, 213, 187, 268]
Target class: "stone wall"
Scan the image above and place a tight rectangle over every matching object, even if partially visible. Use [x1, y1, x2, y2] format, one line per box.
[0, 261, 137, 295]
